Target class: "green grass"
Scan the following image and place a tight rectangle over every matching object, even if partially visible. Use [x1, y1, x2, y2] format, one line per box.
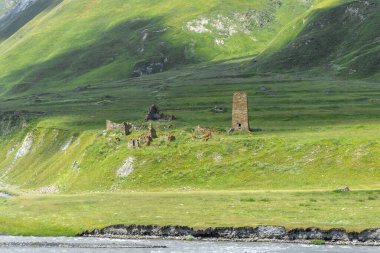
[1, 122, 380, 193]
[1, 190, 380, 236]
[0, 0, 316, 94]
[2, 77, 380, 131]
[311, 239, 326, 245]
[255, 0, 380, 78]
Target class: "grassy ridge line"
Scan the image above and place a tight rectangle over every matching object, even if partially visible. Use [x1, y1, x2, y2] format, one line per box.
[1, 122, 380, 192]
[0, 190, 379, 236]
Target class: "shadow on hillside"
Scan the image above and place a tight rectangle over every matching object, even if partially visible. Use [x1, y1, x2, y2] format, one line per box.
[3, 17, 194, 95]
[0, 0, 63, 41]
[253, 0, 380, 78]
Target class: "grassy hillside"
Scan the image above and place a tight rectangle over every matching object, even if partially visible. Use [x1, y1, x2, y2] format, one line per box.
[0, 0, 378, 192]
[0, 0, 316, 95]
[255, 0, 380, 78]
[1, 122, 380, 193]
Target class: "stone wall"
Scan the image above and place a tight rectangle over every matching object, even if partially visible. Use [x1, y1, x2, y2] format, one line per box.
[106, 120, 132, 135]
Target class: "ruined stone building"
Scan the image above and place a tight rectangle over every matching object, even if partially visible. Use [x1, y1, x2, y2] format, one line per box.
[106, 120, 133, 135]
[148, 124, 157, 139]
[232, 92, 250, 131]
[127, 124, 158, 149]
[144, 104, 175, 121]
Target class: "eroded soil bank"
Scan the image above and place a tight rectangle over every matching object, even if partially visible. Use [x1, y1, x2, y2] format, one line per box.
[80, 224, 380, 246]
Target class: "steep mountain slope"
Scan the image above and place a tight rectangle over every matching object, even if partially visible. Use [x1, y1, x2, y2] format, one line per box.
[0, 0, 316, 95]
[0, 0, 17, 15]
[2, 123, 380, 193]
[0, 0, 62, 41]
[255, 0, 380, 78]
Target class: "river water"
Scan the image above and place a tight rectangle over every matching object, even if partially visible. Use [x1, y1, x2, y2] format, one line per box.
[0, 236, 378, 253]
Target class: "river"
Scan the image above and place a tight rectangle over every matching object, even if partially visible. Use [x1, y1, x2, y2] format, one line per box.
[0, 236, 378, 253]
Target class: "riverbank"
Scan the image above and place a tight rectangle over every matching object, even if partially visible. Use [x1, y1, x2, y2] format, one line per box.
[80, 224, 380, 246]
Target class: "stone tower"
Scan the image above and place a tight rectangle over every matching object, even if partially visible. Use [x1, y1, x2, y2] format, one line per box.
[232, 92, 250, 131]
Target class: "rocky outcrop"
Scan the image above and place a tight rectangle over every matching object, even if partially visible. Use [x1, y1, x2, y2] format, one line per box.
[117, 157, 135, 178]
[14, 132, 34, 159]
[256, 226, 286, 239]
[79, 224, 380, 245]
[0, 0, 18, 15]
[210, 106, 226, 113]
[132, 59, 167, 77]
[0, 191, 13, 198]
[287, 228, 324, 240]
[195, 227, 256, 239]
[0, 0, 37, 22]
[84, 225, 195, 238]
[358, 228, 380, 242]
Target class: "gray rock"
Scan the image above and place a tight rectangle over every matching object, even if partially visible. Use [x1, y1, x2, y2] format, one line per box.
[197, 227, 255, 239]
[325, 228, 349, 241]
[92, 225, 194, 237]
[210, 106, 226, 113]
[256, 226, 286, 239]
[288, 228, 324, 240]
[359, 228, 380, 242]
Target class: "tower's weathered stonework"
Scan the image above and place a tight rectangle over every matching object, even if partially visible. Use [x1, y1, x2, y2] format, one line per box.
[232, 92, 250, 131]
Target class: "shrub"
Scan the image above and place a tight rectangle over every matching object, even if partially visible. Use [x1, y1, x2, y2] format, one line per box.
[311, 239, 325, 245]
[185, 235, 195, 241]
[241, 198, 256, 202]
